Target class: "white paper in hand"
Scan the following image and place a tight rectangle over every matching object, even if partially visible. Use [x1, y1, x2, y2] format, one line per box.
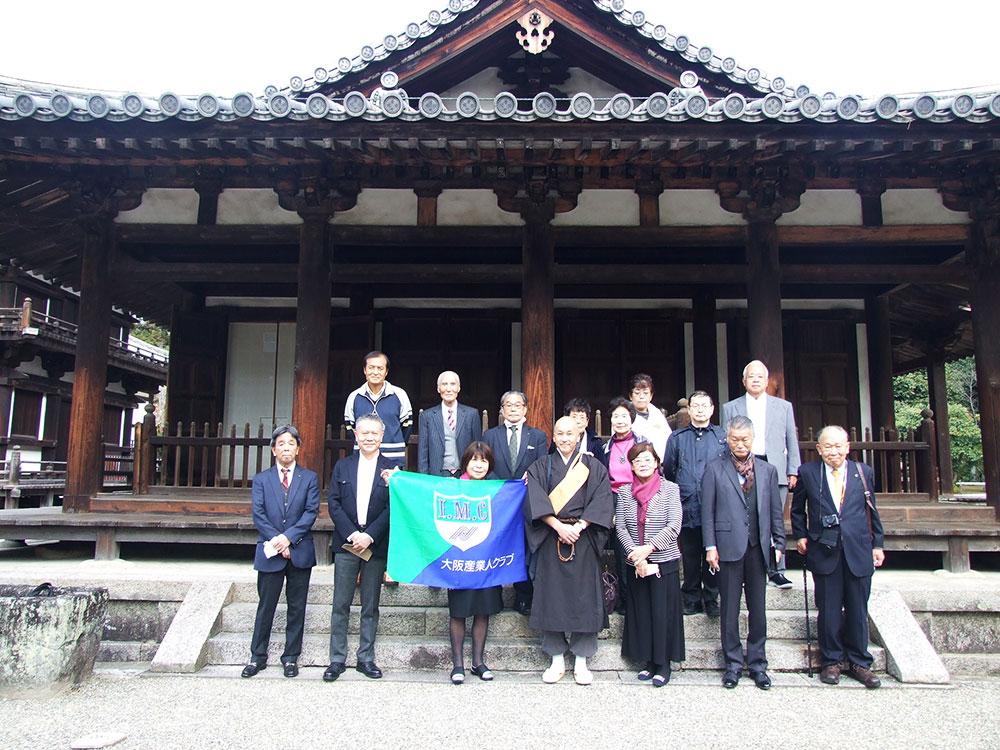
[263, 540, 279, 559]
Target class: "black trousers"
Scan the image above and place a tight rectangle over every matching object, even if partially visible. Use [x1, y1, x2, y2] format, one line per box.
[813, 550, 874, 668]
[250, 563, 312, 663]
[718, 543, 768, 672]
[679, 526, 718, 607]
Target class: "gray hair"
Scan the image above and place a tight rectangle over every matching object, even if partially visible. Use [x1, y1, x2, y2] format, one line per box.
[355, 413, 385, 432]
[726, 415, 755, 435]
[817, 425, 849, 444]
[270, 424, 301, 447]
[742, 360, 769, 379]
[500, 390, 527, 407]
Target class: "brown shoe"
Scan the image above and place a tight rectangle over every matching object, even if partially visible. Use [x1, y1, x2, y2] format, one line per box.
[846, 663, 881, 689]
[820, 663, 841, 685]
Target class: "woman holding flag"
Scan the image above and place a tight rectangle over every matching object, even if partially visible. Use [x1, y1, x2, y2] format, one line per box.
[447, 441, 504, 684]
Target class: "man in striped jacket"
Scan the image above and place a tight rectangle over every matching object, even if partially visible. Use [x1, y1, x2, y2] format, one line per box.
[344, 351, 413, 468]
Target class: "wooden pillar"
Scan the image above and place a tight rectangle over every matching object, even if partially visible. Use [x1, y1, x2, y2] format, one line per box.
[64, 219, 113, 512]
[522, 214, 555, 439]
[927, 356, 954, 494]
[692, 290, 718, 400]
[857, 178, 886, 228]
[866, 295, 897, 433]
[745, 220, 785, 397]
[968, 213, 1000, 518]
[292, 212, 332, 476]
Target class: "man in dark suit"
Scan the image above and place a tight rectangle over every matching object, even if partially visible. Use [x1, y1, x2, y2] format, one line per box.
[324, 413, 396, 682]
[417, 370, 482, 476]
[720, 359, 801, 589]
[242, 425, 320, 679]
[482, 389, 548, 614]
[702, 415, 785, 690]
[792, 425, 885, 689]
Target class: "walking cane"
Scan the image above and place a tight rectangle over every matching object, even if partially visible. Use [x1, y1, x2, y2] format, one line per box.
[802, 565, 814, 678]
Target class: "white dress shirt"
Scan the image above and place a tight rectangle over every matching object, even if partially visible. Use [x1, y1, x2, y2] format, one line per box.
[745, 392, 767, 456]
[356, 453, 378, 527]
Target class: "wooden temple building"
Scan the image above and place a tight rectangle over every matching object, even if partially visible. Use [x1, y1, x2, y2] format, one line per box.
[0, 0, 998, 567]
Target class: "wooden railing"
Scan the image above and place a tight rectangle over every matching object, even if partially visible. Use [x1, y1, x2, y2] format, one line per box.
[0, 298, 167, 368]
[131, 402, 940, 499]
[0, 445, 133, 494]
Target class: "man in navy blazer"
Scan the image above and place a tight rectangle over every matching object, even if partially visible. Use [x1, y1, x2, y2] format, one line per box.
[417, 370, 482, 476]
[242, 425, 320, 679]
[324, 413, 396, 682]
[792, 425, 885, 688]
[702, 415, 785, 690]
[482, 389, 548, 614]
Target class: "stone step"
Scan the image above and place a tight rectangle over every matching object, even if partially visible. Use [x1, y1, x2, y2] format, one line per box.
[229, 581, 815, 609]
[97, 639, 160, 663]
[219, 602, 819, 641]
[939, 652, 1000, 677]
[204, 632, 885, 673]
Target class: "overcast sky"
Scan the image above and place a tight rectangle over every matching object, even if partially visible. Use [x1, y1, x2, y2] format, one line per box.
[2, 1, 998, 98]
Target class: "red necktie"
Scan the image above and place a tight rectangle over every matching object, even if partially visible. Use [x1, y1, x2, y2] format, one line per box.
[281, 468, 290, 490]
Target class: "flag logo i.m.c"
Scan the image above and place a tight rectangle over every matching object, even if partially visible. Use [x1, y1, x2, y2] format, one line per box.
[433, 491, 492, 551]
[388, 471, 527, 589]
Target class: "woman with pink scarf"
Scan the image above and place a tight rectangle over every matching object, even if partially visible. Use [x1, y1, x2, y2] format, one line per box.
[615, 442, 684, 687]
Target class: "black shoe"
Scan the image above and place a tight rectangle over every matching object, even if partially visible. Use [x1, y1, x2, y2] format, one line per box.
[722, 670, 740, 689]
[652, 669, 670, 687]
[241, 660, 267, 678]
[516, 601, 532, 616]
[356, 661, 383, 679]
[768, 573, 793, 589]
[750, 670, 772, 690]
[282, 662, 299, 678]
[683, 602, 702, 616]
[704, 601, 720, 618]
[322, 662, 345, 682]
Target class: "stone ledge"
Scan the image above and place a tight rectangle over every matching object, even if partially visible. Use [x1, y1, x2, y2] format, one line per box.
[869, 589, 950, 684]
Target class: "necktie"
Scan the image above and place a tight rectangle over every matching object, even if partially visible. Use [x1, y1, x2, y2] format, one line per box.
[281, 467, 290, 491]
[447, 408, 455, 431]
[509, 425, 519, 467]
[832, 466, 844, 511]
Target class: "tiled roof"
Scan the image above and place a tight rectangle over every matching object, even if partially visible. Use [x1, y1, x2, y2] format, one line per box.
[1, 0, 998, 126]
[2, 72, 998, 125]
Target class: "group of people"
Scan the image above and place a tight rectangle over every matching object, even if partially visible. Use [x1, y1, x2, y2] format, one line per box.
[242, 351, 885, 691]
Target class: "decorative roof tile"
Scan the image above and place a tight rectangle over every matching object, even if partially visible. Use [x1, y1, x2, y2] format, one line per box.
[2, 76, 998, 124]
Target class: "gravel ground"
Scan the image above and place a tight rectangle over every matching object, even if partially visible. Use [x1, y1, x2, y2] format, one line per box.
[2, 668, 998, 750]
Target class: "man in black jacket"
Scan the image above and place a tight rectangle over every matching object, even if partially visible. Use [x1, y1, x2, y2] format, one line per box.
[663, 391, 727, 616]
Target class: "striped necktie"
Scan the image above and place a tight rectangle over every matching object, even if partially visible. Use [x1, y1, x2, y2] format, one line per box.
[281, 467, 290, 491]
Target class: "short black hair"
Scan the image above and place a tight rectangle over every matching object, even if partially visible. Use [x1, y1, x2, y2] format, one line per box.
[270, 424, 301, 447]
[688, 390, 714, 405]
[563, 398, 592, 420]
[628, 373, 654, 393]
[609, 396, 636, 421]
[363, 350, 389, 367]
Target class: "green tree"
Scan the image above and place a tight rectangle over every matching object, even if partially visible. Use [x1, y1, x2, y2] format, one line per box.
[893, 357, 982, 482]
[131, 320, 169, 350]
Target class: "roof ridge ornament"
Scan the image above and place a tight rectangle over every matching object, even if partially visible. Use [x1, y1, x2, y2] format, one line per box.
[516, 9, 554, 54]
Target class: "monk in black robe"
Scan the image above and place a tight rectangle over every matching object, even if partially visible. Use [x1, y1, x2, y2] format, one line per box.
[525, 416, 614, 685]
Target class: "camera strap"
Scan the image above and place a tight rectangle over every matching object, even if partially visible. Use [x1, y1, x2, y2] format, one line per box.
[853, 461, 877, 539]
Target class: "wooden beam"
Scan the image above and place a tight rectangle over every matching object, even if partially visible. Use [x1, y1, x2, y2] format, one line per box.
[113, 223, 969, 249]
[112, 261, 969, 286]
